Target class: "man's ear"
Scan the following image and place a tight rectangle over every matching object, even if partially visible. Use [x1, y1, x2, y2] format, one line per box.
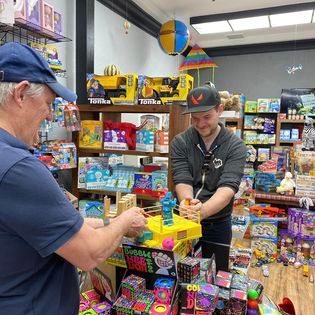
[217, 103, 224, 115]
[12, 81, 30, 106]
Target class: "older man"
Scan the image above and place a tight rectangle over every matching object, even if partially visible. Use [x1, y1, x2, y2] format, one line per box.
[0, 42, 147, 315]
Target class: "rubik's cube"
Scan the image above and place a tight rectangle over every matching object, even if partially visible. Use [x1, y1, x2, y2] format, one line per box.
[113, 296, 134, 315]
[177, 256, 200, 283]
[154, 277, 175, 304]
[121, 274, 146, 301]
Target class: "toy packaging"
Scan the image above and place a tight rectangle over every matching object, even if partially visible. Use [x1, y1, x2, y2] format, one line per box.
[79, 200, 105, 219]
[86, 73, 138, 105]
[177, 257, 200, 283]
[251, 237, 278, 256]
[180, 283, 219, 314]
[152, 170, 168, 192]
[295, 175, 315, 198]
[229, 247, 252, 275]
[104, 129, 128, 150]
[41, 1, 54, 33]
[137, 74, 193, 105]
[155, 130, 169, 153]
[27, 0, 41, 28]
[244, 101, 257, 113]
[288, 208, 315, 238]
[14, 0, 27, 21]
[53, 10, 62, 35]
[257, 98, 270, 112]
[133, 172, 153, 193]
[250, 216, 278, 239]
[79, 120, 103, 149]
[136, 130, 154, 152]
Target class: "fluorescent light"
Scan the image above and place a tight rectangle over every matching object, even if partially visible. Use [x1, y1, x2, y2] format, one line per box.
[192, 21, 232, 34]
[270, 10, 313, 27]
[229, 15, 270, 31]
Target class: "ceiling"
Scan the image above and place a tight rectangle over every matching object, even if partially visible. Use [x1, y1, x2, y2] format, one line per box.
[131, 0, 315, 49]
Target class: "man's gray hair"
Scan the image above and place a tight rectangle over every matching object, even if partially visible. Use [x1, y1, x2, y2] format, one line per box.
[0, 82, 46, 108]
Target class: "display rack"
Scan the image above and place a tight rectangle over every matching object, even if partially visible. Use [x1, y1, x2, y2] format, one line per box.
[0, 19, 71, 45]
[72, 104, 190, 201]
[275, 117, 304, 146]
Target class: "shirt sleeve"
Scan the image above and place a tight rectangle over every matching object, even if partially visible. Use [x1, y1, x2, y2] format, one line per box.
[217, 138, 247, 193]
[0, 157, 83, 257]
[170, 135, 194, 186]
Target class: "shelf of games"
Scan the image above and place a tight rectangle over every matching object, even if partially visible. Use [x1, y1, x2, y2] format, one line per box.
[72, 104, 190, 201]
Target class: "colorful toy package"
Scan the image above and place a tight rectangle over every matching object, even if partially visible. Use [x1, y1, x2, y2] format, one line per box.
[79, 120, 103, 149]
[288, 208, 315, 238]
[136, 130, 154, 152]
[104, 129, 128, 150]
[250, 215, 278, 239]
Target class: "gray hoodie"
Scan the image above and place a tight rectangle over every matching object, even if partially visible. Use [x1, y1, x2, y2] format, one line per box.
[170, 123, 246, 223]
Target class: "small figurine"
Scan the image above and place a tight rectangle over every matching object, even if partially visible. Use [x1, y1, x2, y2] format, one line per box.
[160, 192, 176, 226]
[276, 171, 295, 194]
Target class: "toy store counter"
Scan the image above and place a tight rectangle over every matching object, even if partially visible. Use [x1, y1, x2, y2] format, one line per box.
[254, 191, 315, 207]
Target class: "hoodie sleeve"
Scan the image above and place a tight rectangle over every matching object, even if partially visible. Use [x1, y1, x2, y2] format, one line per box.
[217, 137, 247, 193]
[170, 134, 194, 186]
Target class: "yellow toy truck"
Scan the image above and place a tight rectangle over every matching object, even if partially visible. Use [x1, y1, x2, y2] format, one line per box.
[87, 73, 138, 105]
[138, 74, 193, 105]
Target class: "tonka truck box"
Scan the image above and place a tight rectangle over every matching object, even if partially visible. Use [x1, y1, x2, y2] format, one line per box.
[87, 73, 138, 105]
[138, 74, 193, 105]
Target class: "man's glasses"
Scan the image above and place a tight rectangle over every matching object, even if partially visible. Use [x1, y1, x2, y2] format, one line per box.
[201, 152, 214, 175]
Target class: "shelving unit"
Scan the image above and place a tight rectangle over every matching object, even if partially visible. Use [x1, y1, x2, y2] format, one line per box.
[0, 20, 71, 44]
[275, 117, 304, 146]
[72, 104, 190, 201]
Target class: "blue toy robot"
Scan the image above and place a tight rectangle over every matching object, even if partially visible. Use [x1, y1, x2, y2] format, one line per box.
[160, 192, 176, 226]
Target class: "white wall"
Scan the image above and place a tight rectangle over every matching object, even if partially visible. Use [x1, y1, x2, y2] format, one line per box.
[94, 1, 182, 76]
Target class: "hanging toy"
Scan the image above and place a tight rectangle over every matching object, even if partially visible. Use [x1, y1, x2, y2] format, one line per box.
[124, 20, 131, 34]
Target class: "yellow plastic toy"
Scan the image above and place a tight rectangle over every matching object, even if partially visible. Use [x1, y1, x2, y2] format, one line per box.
[87, 73, 138, 105]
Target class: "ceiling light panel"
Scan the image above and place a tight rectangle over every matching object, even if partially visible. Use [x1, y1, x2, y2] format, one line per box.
[229, 15, 270, 31]
[192, 21, 232, 34]
[270, 10, 313, 27]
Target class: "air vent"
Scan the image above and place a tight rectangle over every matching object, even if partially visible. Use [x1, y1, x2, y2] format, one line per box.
[227, 33, 244, 39]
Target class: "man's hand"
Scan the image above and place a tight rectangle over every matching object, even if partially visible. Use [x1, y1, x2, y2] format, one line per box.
[179, 197, 202, 221]
[119, 207, 147, 237]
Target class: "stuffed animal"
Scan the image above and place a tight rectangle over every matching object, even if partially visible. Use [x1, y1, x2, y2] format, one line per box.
[246, 145, 257, 162]
[219, 91, 241, 112]
[276, 172, 295, 194]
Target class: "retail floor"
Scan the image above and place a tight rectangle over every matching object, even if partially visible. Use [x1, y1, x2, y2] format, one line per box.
[232, 203, 315, 315]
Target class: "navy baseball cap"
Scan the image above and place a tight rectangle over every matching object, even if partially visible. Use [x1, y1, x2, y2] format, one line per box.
[183, 85, 221, 114]
[0, 42, 77, 102]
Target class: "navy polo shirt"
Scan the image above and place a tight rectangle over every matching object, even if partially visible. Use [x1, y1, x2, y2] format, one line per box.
[0, 128, 84, 315]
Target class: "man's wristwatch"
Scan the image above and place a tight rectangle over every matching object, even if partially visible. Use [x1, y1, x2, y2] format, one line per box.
[103, 217, 110, 226]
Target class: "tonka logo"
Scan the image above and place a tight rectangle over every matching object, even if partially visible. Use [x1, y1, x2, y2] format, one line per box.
[191, 94, 203, 105]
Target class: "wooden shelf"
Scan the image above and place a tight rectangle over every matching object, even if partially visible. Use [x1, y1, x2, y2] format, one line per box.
[78, 148, 168, 157]
[77, 104, 177, 113]
[78, 188, 159, 201]
[72, 103, 190, 200]
[279, 119, 304, 124]
[279, 140, 301, 144]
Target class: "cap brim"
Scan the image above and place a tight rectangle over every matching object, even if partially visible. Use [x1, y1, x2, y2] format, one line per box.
[182, 105, 216, 115]
[47, 81, 77, 102]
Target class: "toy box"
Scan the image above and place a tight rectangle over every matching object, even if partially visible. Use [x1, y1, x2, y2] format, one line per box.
[250, 216, 278, 238]
[257, 98, 270, 112]
[137, 74, 193, 105]
[14, 0, 27, 21]
[79, 120, 103, 149]
[133, 172, 152, 194]
[251, 237, 278, 256]
[295, 238, 315, 265]
[85, 168, 111, 190]
[79, 200, 105, 219]
[114, 244, 180, 315]
[269, 98, 280, 112]
[295, 151, 315, 175]
[53, 10, 62, 35]
[244, 101, 257, 113]
[229, 248, 252, 275]
[86, 73, 138, 105]
[104, 129, 128, 150]
[136, 130, 154, 152]
[155, 130, 169, 153]
[180, 283, 219, 314]
[27, 0, 41, 28]
[40, 1, 54, 33]
[288, 208, 315, 238]
[152, 170, 168, 192]
[295, 175, 315, 198]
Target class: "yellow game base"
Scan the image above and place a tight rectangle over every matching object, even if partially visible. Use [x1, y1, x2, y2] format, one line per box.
[144, 214, 201, 247]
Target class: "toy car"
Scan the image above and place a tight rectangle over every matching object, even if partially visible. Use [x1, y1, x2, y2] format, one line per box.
[262, 265, 269, 277]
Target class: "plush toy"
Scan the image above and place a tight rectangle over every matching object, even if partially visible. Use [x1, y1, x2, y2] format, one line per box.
[302, 116, 315, 151]
[276, 172, 295, 195]
[253, 117, 265, 130]
[219, 91, 241, 112]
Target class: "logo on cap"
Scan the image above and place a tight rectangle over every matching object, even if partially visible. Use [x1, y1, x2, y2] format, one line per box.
[191, 94, 203, 105]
